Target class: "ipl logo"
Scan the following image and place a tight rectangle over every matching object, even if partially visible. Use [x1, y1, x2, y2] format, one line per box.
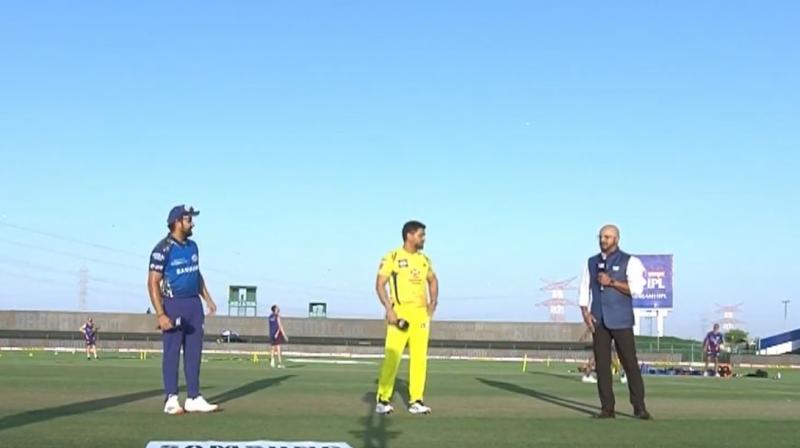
[646, 271, 665, 289]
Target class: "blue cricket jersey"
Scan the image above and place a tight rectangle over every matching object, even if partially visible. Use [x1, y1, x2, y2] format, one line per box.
[149, 235, 201, 299]
[84, 323, 96, 341]
[704, 331, 724, 353]
[268, 313, 279, 338]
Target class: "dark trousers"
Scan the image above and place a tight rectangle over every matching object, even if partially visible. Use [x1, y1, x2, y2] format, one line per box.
[592, 320, 646, 412]
[162, 297, 204, 399]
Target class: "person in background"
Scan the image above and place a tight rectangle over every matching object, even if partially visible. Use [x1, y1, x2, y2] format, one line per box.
[703, 323, 724, 377]
[269, 304, 289, 368]
[79, 317, 99, 360]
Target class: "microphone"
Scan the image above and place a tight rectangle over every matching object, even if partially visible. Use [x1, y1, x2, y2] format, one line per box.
[598, 254, 607, 291]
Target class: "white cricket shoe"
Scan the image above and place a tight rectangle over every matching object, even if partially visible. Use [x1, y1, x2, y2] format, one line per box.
[408, 401, 431, 415]
[375, 401, 394, 415]
[620, 374, 628, 384]
[582, 375, 598, 384]
[184, 395, 219, 413]
[163, 394, 184, 415]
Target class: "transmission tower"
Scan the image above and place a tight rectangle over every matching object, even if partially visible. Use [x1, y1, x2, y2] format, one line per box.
[536, 277, 578, 322]
[714, 303, 744, 332]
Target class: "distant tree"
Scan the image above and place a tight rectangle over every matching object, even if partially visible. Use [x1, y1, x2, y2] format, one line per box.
[724, 329, 748, 344]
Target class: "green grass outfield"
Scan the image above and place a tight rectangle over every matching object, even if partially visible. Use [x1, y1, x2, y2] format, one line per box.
[0, 351, 797, 447]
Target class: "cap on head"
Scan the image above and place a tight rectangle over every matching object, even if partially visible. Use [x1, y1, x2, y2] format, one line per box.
[167, 205, 200, 225]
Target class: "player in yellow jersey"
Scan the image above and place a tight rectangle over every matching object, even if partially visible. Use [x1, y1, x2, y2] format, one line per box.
[374, 220, 439, 415]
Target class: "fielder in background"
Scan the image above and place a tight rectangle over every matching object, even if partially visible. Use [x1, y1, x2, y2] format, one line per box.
[79, 317, 99, 360]
[269, 304, 289, 368]
[703, 323, 724, 377]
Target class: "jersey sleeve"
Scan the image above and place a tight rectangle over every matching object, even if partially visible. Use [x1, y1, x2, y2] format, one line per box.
[425, 255, 435, 275]
[149, 240, 169, 273]
[377, 251, 395, 277]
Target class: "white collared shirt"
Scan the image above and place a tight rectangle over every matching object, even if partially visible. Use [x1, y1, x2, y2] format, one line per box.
[578, 254, 647, 307]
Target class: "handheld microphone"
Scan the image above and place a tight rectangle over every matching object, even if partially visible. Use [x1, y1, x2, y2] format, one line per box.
[598, 254, 607, 291]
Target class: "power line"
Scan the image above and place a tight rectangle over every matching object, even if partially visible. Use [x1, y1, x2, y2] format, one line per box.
[0, 270, 76, 286]
[79, 265, 88, 311]
[0, 271, 144, 298]
[0, 236, 370, 297]
[0, 238, 143, 271]
[0, 222, 529, 302]
[0, 221, 144, 257]
[0, 221, 373, 293]
[0, 258, 143, 290]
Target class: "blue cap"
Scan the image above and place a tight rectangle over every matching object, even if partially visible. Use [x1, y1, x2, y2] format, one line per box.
[167, 205, 200, 224]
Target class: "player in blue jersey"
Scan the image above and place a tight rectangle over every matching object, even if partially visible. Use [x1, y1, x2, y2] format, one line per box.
[79, 318, 98, 360]
[703, 323, 724, 377]
[148, 205, 219, 415]
[268, 305, 289, 368]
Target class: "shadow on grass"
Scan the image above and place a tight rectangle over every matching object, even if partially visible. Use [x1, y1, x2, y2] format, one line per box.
[350, 391, 402, 448]
[208, 375, 294, 404]
[527, 370, 583, 382]
[476, 377, 635, 419]
[0, 388, 164, 432]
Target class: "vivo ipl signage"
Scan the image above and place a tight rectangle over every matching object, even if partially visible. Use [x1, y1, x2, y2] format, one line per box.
[632, 254, 673, 309]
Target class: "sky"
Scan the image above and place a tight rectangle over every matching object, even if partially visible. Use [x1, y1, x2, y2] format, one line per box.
[0, 1, 798, 339]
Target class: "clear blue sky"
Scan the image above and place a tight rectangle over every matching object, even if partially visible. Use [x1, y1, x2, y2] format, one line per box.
[1, 1, 798, 339]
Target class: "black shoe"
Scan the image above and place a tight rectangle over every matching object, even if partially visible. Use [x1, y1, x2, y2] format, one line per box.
[593, 410, 616, 419]
[634, 409, 652, 420]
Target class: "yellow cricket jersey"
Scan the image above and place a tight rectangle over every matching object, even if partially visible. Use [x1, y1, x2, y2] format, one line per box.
[378, 247, 434, 308]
